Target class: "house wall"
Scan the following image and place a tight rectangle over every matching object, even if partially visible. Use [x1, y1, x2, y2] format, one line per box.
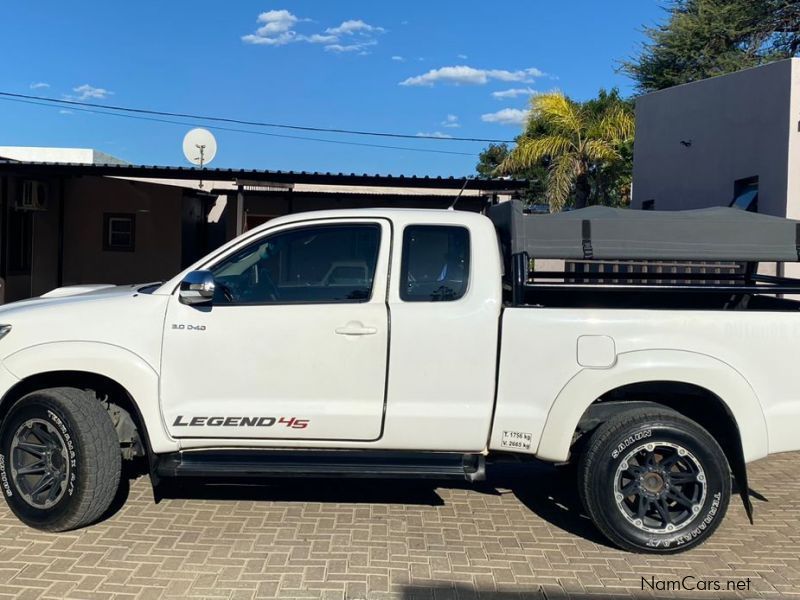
[62, 177, 184, 285]
[0, 168, 507, 302]
[632, 58, 798, 216]
[2, 176, 27, 302]
[29, 180, 61, 297]
[1, 176, 63, 302]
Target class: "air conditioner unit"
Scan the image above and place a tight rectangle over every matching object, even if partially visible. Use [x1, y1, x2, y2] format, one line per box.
[17, 180, 48, 211]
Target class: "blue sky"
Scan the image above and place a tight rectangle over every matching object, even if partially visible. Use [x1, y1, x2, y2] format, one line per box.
[0, 1, 663, 176]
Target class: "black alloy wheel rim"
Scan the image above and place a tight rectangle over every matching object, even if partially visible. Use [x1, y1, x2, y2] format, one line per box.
[613, 441, 707, 534]
[9, 418, 70, 509]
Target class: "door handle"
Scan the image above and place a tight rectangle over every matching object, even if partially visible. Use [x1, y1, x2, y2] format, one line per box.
[335, 322, 378, 336]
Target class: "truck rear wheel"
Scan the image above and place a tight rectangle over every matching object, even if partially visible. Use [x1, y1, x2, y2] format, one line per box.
[578, 407, 730, 553]
[0, 387, 121, 531]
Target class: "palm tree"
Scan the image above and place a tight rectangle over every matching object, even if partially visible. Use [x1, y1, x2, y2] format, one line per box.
[498, 91, 634, 211]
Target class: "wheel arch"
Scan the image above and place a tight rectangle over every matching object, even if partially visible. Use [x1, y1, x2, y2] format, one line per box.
[0, 342, 177, 455]
[0, 370, 152, 458]
[535, 349, 768, 465]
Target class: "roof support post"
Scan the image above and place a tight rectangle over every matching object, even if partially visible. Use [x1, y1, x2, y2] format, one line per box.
[235, 186, 244, 237]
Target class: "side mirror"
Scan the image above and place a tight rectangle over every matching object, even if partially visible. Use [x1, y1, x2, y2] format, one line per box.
[179, 270, 215, 306]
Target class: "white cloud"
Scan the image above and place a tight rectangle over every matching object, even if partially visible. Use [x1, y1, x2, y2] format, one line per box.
[481, 108, 530, 126]
[325, 40, 377, 53]
[457, 54, 468, 59]
[243, 11, 384, 54]
[69, 84, 113, 100]
[326, 19, 384, 36]
[305, 33, 338, 44]
[242, 9, 300, 45]
[441, 114, 460, 128]
[29, 82, 50, 90]
[59, 109, 72, 115]
[492, 87, 537, 100]
[400, 65, 544, 87]
[391, 55, 405, 62]
[416, 131, 453, 139]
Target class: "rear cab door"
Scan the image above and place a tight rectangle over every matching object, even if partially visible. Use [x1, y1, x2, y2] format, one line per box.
[380, 212, 503, 451]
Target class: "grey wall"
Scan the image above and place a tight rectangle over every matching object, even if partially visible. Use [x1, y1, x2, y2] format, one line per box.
[632, 58, 798, 216]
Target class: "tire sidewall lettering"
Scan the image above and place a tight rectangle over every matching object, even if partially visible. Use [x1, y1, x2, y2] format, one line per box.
[647, 491, 723, 549]
[46, 409, 78, 498]
[611, 428, 652, 459]
[0, 452, 12, 498]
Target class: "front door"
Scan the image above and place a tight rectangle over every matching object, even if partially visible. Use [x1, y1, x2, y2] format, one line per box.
[160, 218, 391, 442]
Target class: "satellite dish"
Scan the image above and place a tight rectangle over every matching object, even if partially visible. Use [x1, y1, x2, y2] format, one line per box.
[182, 128, 217, 168]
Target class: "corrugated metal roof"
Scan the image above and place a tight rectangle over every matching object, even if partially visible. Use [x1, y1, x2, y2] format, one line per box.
[0, 159, 527, 192]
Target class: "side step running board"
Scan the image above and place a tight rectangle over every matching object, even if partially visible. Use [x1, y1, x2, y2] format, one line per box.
[155, 450, 486, 482]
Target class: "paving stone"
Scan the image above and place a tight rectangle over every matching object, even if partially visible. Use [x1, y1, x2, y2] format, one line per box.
[0, 454, 797, 599]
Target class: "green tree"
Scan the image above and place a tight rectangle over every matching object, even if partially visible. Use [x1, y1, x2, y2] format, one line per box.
[622, 0, 800, 92]
[476, 142, 547, 203]
[476, 143, 510, 177]
[496, 89, 634, 211]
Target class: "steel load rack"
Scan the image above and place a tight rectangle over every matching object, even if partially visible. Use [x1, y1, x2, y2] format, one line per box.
[487, 201, 800, 308]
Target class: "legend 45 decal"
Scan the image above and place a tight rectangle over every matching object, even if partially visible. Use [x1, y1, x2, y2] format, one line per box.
[173, 416, 309, 429]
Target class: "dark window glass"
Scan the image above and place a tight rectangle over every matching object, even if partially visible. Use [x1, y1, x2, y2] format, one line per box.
[7, 209, 33, 275]
[400, 225, 470, 302]
[103, 214, 136, 251]
[730, 177, 759, 213]
[211, 224, 380, 305]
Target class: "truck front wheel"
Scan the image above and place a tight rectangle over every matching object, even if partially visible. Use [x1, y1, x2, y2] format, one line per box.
[0, 387, 121, 531]
[578, 407, 730, 553]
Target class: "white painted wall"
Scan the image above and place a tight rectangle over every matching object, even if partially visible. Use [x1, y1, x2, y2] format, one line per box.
[0, 146, 126, 165]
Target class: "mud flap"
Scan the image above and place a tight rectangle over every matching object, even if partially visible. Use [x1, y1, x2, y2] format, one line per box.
[731, 456, 754, 524]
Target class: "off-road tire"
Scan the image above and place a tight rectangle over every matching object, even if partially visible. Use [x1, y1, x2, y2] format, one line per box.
[578, 407, 730, 554]
[0, 387, 121, 531]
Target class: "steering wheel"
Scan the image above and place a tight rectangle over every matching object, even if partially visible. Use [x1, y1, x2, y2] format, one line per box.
[213, 279, 236, 303]
[235, 266, 279, 303]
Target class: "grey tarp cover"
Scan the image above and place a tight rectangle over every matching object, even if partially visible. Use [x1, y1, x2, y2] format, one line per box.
[487, 200, 800, 262]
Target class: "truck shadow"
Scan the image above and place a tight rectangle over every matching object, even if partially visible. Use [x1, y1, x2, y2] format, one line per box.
[107, 459, 611, 547]
[154, 476, 448, 506]
[486, 461, 612, 547]
[100, 456, 769, 550]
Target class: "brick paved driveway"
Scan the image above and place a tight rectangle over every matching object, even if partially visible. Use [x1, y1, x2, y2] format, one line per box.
[1, 452, 799, 600]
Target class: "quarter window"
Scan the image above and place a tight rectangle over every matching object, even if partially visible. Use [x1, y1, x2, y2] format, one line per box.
[210, 224, 380, 305]
[400, 225, 470, 302]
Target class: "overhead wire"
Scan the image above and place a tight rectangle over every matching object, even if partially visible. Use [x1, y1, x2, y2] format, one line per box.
[0, 96, 479, 157]
[0, 90, 516, 145]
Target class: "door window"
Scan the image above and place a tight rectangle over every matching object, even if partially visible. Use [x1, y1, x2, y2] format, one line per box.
[210, 224, 380, 305]
[400, 225, 470, 302]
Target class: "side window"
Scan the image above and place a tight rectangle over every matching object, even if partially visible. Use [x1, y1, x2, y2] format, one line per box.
[400, 225, 470, 302]
[210, 224, 380, 305]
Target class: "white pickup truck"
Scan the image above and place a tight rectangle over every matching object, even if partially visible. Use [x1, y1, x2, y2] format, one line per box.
[1, 202, 799, 554]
